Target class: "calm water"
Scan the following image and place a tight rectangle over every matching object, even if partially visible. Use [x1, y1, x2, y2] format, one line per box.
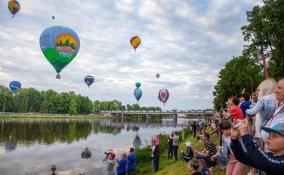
[0, 117, 193, 175]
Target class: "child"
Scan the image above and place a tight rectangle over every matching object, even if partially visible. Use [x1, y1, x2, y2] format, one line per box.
[180, 141, 194, 162]
[103, 151, 116, 175]
[188, 160, 201, 175]
[127, 147, 136, 175]
[198, 159, 210, 175]
[115, 153, 127, 175]
[231, 119, 284, 175]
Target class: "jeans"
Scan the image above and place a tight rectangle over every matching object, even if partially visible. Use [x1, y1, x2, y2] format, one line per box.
[168, 146, 173, 159]
[127, 169, 134, 175]
[173, 146, 178, 160]
[152, 155, 159, 172]
[195, 154, 215, 167]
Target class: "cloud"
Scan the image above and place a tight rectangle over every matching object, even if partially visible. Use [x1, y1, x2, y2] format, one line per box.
[0, 0, 262, 109]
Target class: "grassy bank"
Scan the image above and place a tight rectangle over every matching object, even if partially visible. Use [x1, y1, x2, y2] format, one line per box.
[136, 128, 226, 175]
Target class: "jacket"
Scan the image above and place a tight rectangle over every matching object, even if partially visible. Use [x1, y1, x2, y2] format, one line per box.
[231, 134, 284, 175]
[246, 94, 276, 127]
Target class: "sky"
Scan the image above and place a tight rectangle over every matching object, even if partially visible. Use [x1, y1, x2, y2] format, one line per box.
[0, 0, 262, 110]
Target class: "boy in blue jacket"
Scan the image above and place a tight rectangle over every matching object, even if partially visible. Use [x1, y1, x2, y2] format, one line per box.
[231, 119, 284, 175]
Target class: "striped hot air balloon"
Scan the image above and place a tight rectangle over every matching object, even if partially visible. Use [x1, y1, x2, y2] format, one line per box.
[8, 0, 20, 18]
[130, 36, 141, 51]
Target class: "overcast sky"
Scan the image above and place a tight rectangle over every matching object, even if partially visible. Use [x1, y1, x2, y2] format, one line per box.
[0, 0, 262, 110]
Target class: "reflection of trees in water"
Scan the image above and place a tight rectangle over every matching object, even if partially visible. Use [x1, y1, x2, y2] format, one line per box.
[0, 117, 185, 145]
[0, 120, 124, 144]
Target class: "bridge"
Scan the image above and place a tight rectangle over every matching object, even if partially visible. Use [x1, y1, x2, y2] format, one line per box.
[99, 109, 214, 119]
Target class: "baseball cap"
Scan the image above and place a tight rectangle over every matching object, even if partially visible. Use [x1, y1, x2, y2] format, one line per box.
[261, 121, 284, 136]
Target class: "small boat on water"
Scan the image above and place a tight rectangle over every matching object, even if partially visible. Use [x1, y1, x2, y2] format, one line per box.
[133, 134, 142, 150]
[81, 147, 92, 159]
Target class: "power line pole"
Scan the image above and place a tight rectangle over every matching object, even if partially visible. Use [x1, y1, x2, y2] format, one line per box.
[261, 53, 269, 79]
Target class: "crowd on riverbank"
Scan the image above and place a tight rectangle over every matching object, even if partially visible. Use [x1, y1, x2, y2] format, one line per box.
[106, 78, 284, 175]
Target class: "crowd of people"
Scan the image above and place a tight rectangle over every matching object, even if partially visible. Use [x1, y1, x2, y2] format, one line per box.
[186, 78, 284, 175]
[103, 147, 136, 175]
[103, 78, 284, 175]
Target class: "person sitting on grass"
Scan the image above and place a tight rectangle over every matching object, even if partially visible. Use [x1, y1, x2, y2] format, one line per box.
[180, 141, 194, 162]
[188, 160, 201, 175]
[194, 133, 217, 168]
[231, 119, 284, 175]
[198, 159, 211, 175]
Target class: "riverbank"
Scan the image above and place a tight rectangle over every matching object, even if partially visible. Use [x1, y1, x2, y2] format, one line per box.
[135, 127, 226, 175]
[0, 114, 114, 120]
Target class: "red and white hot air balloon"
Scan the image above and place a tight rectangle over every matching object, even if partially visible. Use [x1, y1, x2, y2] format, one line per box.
[158, 89, 169, 105]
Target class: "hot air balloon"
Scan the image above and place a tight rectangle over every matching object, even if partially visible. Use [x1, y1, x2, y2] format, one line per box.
[134, 88, 142, 103]
[156, 73, 160, 79]
[158, 95, 161, 102]
[8, 0, 20, 18]
[84, 75, 94, 87]
[158, 89, 169, 105]
[9, 81, 21, 93]
[135, 82, 141, 88]
[39, 26, 80, 79]
[130, 36, 141, 51]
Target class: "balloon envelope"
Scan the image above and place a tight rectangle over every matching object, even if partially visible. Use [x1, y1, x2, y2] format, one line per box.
[8, 0, 20, 17]
[39, 26, 80, 78]
[135, 82, 141, 88]
[158, 89, 169, 104]
[9, 81, 21, 92]
[130, 36, 141, 51]
[84, 75, 95, 87]
[156, 73, 160, 79]
[134, 88, 142, 102]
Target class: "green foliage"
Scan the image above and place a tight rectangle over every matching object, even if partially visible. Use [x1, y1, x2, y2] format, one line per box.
[0, 86, 160, 114]
[68, 98, 78, 115]
[213, 54, 262, 110]
[242, 0, 284, 79]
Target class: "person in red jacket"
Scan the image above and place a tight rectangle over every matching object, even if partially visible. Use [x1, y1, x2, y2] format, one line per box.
[230, 97, 244, 122]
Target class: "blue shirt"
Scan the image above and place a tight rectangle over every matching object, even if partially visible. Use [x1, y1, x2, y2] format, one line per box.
[240, 100, 251, 117]
[127, 153, 136, 170]
[117, 159, 127, 174]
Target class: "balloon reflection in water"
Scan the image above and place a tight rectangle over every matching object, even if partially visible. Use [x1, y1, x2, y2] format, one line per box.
[81, 147, 92, 159]
[4, 136, 17, 152]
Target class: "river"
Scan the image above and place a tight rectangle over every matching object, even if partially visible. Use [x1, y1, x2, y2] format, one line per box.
[0, 117, 198, 175]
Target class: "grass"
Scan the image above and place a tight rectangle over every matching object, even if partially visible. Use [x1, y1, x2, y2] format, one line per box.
[136, 128, 226, 175]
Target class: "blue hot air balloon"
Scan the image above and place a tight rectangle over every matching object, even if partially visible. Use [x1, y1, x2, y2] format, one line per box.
[134, 88, 142, 103]
[9, 81, 21, 92]
[84, 75, 94, 87]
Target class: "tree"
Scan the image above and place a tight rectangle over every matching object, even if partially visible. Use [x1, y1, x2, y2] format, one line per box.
[69, 98, 78, 115]
[213, 54, 262, 110]
[242, 0, 284, 79]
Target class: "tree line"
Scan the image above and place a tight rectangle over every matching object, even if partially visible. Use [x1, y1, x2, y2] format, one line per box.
[213, 0, 284, 110]
[0, 86, 161, 115]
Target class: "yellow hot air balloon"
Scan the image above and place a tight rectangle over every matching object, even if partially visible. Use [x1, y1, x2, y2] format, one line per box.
[130, 36, 141, 51]
[8, 0, 20, 18]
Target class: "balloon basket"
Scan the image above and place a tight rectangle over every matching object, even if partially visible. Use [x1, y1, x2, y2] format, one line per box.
[56, 74, 61, 79]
